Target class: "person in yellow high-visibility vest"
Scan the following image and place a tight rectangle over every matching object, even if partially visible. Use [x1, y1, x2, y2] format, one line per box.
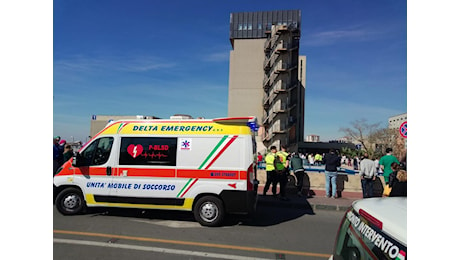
[274, 145, 290, 201]
[263, 146, 278, 196]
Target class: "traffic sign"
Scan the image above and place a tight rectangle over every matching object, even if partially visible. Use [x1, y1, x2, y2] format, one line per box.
[399, 121, 407, 138]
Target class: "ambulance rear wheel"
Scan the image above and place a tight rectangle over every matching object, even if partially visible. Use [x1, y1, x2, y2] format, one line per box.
[55, 187, 86, 215]
[194, 196, 225, 227]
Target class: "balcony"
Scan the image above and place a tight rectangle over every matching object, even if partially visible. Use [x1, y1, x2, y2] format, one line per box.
[264, 39, 271, 52]
[263, 57, 273, 71]
[274, 41, 288, 53]
[273, 80, 287, 93]
[274, 61, 288, 73]
[262, 132, 273, 142]
[272, 24, 288, 35]
[263, 75, 271, 90]
[272, 123, 287, 134]
[262, 112, 270, 125]
[273, 103, 287, 113]
[263, 93, 269, 106]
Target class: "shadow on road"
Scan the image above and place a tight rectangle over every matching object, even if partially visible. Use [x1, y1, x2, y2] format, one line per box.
[228, 195, 315, 227]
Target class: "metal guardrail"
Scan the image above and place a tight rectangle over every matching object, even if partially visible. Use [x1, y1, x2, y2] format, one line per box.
[256, 161, 365, 175]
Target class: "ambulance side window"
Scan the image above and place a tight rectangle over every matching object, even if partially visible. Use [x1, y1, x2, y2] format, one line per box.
[119, 137, 177, 166]
[80, 137, 114, 166]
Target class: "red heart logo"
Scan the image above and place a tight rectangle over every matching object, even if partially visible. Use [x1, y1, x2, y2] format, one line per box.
[127, 144, 143, 158]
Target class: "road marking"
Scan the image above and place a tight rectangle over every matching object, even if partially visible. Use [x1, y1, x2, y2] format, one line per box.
[54, 238, 271, 260]
[130, 219, 202, 228]
[54, 229, 331, 258]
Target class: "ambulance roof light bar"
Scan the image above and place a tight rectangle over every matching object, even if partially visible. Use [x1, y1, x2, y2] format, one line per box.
[212, 117, 259, 132]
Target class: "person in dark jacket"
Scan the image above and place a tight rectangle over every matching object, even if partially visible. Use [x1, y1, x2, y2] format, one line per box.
[322, 149, 341, 198]
[389, 170, 407, 197]
[290, 152, 305, 197]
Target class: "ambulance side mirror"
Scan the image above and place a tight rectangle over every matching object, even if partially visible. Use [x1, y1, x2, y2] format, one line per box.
[72, 153, 81, 167]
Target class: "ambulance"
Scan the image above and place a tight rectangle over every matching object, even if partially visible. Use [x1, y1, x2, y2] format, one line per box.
[53, 116, 259, 227]
[329, 197, 407, 260]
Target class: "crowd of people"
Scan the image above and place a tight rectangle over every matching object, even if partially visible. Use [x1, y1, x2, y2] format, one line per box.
[53, 136, 74, 175]
[258, 146, 407, 200]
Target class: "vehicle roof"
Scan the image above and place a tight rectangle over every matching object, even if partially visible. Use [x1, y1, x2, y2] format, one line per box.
[352, 197, 407, 245]
[110, 116, 257, 124]
[81, 117, 257, 151]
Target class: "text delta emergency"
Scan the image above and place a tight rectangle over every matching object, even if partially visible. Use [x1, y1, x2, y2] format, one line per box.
[346, 211, 406, 259]
[133, 125, 214, 132]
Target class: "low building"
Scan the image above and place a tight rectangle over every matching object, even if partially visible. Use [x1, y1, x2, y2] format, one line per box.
[388, 113, 407, 129]
[305, 135, 320, 142]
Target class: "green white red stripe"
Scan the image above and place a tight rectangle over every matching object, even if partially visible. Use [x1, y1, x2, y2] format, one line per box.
[176, 178, 198, 198]
[176, 135, 239, 198]
[198, 135, 238, 170]
[396, 250, 406, 260]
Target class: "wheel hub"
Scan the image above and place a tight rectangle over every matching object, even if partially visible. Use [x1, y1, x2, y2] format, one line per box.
[63, 194, 80, 209]
[200, 202, 218, 222]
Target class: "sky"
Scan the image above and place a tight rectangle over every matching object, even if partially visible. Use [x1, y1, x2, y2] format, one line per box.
[52, 0, 407, 143]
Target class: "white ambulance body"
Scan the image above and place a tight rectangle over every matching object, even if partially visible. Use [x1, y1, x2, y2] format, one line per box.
[330, 197, 407, 260]
[53, 117, 259, 226]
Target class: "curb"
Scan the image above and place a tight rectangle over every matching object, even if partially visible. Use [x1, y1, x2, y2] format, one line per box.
[256, 195, 355, 212]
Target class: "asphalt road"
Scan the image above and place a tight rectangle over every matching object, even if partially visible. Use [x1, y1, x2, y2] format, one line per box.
[53, 203, 345, 260]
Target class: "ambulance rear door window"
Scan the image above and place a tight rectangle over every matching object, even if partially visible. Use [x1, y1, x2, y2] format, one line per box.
[119, 137, 177, 166]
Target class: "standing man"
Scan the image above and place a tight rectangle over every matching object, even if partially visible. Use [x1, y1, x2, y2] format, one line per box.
[274, 145, 290, 201]
[263, 146, 278, 196]
[359, 153, 377, 198]
[290, 152, 306, 197]
[379, 148, 400, 184]
[322, 149, 341, 198]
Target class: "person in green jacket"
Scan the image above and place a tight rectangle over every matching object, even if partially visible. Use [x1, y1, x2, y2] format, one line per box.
[379, 148, 400, 184]
[62, 144, 74, 164]
[290, 152, 306, 197]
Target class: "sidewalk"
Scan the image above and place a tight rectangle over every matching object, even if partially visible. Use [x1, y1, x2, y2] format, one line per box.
[256, 183, 363, 212]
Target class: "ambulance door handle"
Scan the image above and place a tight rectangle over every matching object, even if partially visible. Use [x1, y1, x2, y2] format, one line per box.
[106, 166, 112, 176]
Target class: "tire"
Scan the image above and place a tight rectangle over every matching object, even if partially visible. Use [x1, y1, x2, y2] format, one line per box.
[193, 196, 225, 227]
[55, 187, 86, 215]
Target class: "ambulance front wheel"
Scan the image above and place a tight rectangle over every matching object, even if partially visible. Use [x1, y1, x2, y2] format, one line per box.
[194, 196, 225, 227]
[55, 187, 86, 215]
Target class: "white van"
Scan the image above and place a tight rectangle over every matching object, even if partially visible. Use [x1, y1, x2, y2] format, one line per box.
[53, 117, 259, 226]
[329, 197, 407, 260]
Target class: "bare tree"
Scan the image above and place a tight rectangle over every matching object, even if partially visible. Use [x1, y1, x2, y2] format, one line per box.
[341, 119, 406, 161]
[340, 119, 380, 155]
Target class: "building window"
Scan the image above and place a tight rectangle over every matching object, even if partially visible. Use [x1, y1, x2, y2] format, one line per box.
[248, 23, 252, 30]
[258, 23, 262, 30]
[238, 24, 242, 30]
[243, 23, 247, 30]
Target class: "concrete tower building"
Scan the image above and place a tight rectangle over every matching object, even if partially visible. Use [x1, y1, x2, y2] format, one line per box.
[228, 10, 305, 152]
